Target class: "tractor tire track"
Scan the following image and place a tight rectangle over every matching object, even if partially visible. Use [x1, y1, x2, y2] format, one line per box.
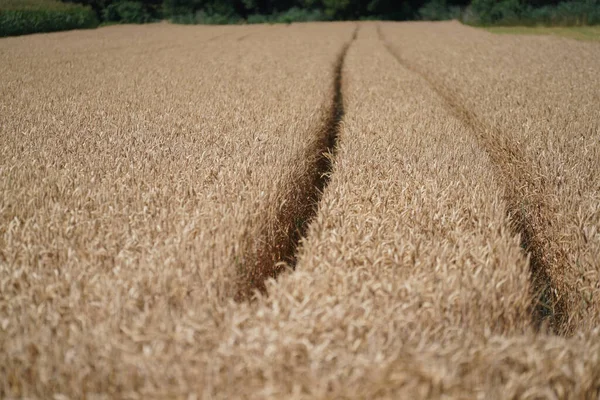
[236, 25, 359, 300]
[377, 24, 568, 334]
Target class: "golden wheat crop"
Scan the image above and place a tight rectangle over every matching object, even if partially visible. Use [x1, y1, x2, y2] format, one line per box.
[201, 23, 600, 398]
[1, 20, 599, 399]
[0, 22, 356, 396]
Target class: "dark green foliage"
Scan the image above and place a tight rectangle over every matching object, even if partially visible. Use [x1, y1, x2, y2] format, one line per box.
[62, 0, 162, 21]
[419, 0, 461, 20]
[0, 1, 98, 36]
[167, 0, 243, 24]
[465, 0, 599, 26]
[526, 0, 600, 25]
[163, 0, 600, 25]
[276, 6, 327, 22]
[468, 0, 522, 24]
[246, 6, 327, 23]
[164, 0, 425, 22]
[245, 11, 269, 21]
[246, 7, 329, 24]
[193, 8, 235, 22]
[162, 0, 244, 20]
[2, 0, 597, 34]
[102, 1, 151, 22]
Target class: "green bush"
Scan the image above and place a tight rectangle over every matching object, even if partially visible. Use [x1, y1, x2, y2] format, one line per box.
[246, 7, 327, 24]
[195, 9, 240, 23]
[102, 1, 151, 22]
[468, 0, 522, 25]
[246, 12, 270, 23]
[273, 7, 327, 23]
[0, 1, 98, 36]
[358, 14, 380, 20]
[166, 0, 243, 25]
[169, 12, 194, 23]
[419, 0, 461, 20]
[170, 10, 240, 24]
[170, 6, 326, 25]
[524, 0, 600, 25]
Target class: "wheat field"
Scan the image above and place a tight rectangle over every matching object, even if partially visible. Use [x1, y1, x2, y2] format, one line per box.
[1, 20, 599, 399]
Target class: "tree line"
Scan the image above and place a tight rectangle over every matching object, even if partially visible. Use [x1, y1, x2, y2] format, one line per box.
[2, 0, 597, 38]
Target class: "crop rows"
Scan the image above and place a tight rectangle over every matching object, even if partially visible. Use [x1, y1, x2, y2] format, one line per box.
[205, 24, 600, 398]
[1, 21, 599, 398]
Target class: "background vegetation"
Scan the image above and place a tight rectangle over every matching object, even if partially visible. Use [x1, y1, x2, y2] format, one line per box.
[465, 0, 600, 25]
[1, 0, 599, 37]
[0, 0, 98, 36]
[158, 0, 600, 26]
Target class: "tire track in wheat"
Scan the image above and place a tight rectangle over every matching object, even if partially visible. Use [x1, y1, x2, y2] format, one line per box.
[236, 25, 359, 299]
[378, 24, 568, 334]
